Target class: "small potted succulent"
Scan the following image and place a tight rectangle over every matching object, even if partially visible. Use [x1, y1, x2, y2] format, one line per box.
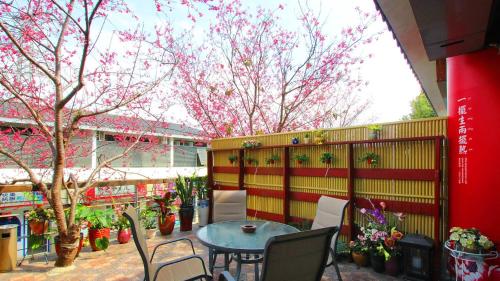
[294, 154, 309, 165]
[291, 137, 299, 145]
[349, 239, 369, 267]
[303, 133, 311, 144]
[314, 130, 327, 144]
[114, 215, 131, 244]
[367, 125, 382, 140]
[320, 152, 334, 164]
[228, 155, 238, 165]
[25, 205, 54, 235]
[154, 191, 177, 235]
[358, 152, 380, 167]
[140, 206, 158, 239]
[265, 154, 280, 165]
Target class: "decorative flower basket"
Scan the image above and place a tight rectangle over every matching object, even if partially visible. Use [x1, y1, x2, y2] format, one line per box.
[445, 240, 499, 281]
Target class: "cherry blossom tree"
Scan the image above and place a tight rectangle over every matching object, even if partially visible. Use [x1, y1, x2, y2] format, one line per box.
[0, 0, 177, 266]
[171, 0, 378, 137]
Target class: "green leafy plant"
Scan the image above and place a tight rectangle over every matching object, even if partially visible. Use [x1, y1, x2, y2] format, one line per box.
[245, 156, 258, 165]
[314, 130, 327, 144]
[320, 152, 334, 164]
[113, 216, 131, 231]
[191, 175, 209, 200]
[175, 175, 195, 207]
[140, 207, 158, 229]
[265, 154, 280, 165]
[367, 124, 382, 131]
[86, 208, 114, 230]
[294, 154, 309, 164]
[25, 206, 54, 222]
[228, 155, 238, 164]
[304, 133, 310, 138]
[241, 139, 261, 148]
[449, 227, 494, 252]
[358, 152, 380, 167]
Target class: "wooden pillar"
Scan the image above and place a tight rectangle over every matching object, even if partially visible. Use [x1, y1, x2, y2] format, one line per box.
[238, 149, 245, 190]
[347, 143, 355, 241]
[207, 150, 214, 224]
[282, 147, 290, 224]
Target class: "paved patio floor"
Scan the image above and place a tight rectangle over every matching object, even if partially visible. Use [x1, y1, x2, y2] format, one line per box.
[3, 225, 402, 281]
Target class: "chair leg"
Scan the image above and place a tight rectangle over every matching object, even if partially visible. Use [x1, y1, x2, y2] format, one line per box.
[333, 259, 342, 281]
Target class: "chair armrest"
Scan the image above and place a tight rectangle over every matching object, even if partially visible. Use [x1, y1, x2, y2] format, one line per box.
[150, 238, 196, 262]
[154, 254, 212, 281]
[219, 271, 236, 281]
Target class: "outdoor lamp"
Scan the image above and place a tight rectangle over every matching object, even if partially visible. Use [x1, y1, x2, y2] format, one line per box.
[399, 233, 435, 280]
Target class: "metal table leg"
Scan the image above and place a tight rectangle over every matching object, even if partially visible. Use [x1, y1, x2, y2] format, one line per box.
[235, 254, 242, 281]
[224, 252, 230, 271]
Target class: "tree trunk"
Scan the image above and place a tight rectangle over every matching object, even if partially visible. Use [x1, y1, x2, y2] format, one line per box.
[54, 225, 80, 267]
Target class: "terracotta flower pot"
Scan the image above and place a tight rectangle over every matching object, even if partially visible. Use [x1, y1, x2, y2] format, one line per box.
[370, 251, 385, 273]
[267, 159, 275, 165]
[88, 228, 111, 251]
[29, 220, 48, 235]
[247, 160, 253, 165]
[117, 228, 131, 244]
[352, 251, 369, 267]
[367, 158, 374, 166]
[297, 160, 303, 165]
[324, 159, 332, 164]
[385, 256, 401, 276]
[179, 207, 194, 231]
[158, 214, 176, 235]
[55, 233, 84, 257]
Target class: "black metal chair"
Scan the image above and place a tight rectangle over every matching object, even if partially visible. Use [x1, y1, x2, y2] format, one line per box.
[123, 206, 212, 281]
[219, 227, 338, 281]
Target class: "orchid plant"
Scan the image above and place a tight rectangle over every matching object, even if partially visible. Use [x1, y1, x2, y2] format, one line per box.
[357, 200, 405, 260]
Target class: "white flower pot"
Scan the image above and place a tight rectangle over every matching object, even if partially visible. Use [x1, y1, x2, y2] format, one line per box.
[197, 199, 209, 227]
[145, 228, 156, 239]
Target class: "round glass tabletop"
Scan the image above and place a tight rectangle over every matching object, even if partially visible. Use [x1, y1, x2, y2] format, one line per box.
[196, 220, 299, 254]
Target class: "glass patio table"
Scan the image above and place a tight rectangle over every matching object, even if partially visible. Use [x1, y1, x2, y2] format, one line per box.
[196, 220, 299, 280]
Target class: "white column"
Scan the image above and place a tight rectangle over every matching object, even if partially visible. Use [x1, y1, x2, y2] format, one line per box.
[169, 136, 175, 167]
[91, 131, 97, 169]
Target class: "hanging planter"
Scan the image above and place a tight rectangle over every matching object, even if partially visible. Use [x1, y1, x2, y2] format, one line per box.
[245, 156, 258, 166]
[265, 154, 280, 165]
[320, 152, 334, 165]
[294, 154, 309, 165]
[228, 155, 238, 165]
[314, 130, 327, 144]
[358, 152, 380, 167]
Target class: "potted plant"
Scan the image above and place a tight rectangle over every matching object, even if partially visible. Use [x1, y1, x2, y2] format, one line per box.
[86, 208, 114, 251]
[383, 229, 404, 276]
[241, 139, 261, 149]
[291, 137, 299, 144]
[153, 191, 177, 235]
[175, 175, 195, 231]
[314, 130, 327, 144]
[448, 227, 494, 253]
[294, 154, 309, 165]
[25, 205, 53, 235]
[228, 155, 238, 165]
[265, 154, 280, 165]
[140, 206, 158, 239]
[367, 124, 382, 140]
[320, 152, 334, 164]
[358, 152, 380, 167]
[303, 133, 311, 144]
[114, 215, 131, 244]
[193, 175, 209, 227]
[245, 156, 258, 165]
[349, 239, 369, 267]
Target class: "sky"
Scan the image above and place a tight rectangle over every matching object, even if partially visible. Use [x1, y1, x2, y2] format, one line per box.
[119, 0, 422, 127]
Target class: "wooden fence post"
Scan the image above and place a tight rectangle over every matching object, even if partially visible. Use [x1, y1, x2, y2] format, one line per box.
[207, 150, 214, 224]
[347, 143, 355, 241]
[282, 147, 290, 224]
[238, 149, 245, 190]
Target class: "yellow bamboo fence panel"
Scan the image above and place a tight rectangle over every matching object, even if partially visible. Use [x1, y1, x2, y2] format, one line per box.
[208, 117, 447, 243]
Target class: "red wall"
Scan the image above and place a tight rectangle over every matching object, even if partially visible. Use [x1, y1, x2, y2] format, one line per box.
[448, 48, 500, 243]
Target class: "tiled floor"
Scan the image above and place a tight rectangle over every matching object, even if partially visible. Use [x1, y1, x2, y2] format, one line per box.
[3, 226, 401, 281]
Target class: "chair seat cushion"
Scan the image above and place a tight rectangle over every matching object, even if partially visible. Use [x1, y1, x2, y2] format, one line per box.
[153, 257, 211, 281]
